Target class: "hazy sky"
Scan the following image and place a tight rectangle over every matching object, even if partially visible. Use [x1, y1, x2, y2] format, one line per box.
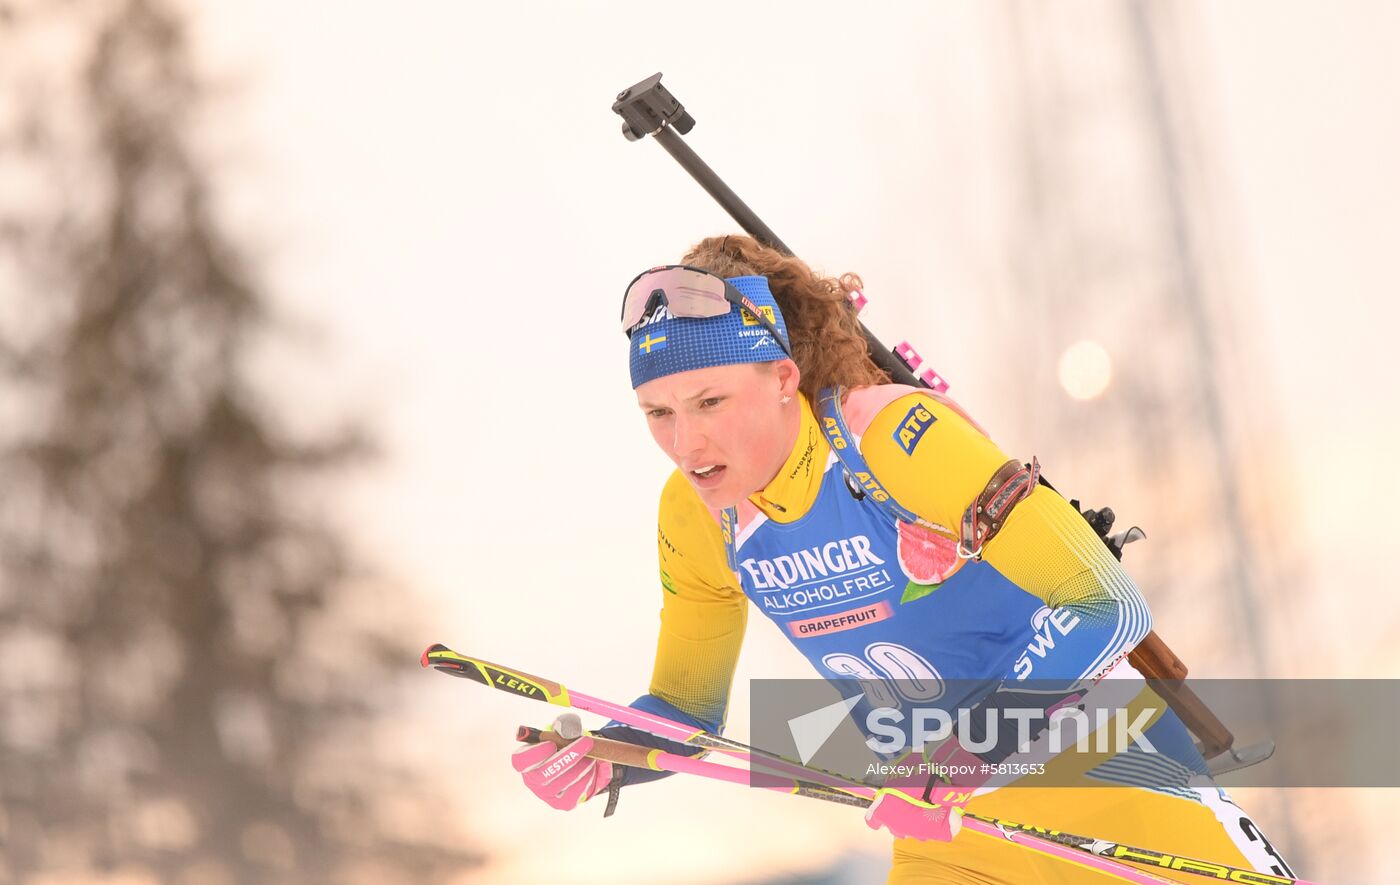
[186, 2, 1399, 881]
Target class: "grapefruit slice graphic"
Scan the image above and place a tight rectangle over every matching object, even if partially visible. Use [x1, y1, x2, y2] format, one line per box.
[896, 520, 960, 596]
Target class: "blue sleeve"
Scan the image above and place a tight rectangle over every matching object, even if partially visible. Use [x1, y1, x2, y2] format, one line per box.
[1009, 576, 1153, 689]
[600, 693, 719, 787]
[963, 499, 1156, 762]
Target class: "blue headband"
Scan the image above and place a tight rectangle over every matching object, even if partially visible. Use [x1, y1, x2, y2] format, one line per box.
[628, 275, 790, 389]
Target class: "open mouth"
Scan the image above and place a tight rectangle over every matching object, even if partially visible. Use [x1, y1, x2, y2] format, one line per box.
[689, 464, 727, 486]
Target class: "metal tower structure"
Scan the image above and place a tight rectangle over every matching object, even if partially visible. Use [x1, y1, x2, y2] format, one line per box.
[994, 0, 1312, 869]
[998, 0, 1295, 678]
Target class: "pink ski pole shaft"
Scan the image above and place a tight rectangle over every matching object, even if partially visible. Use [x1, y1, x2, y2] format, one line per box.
[424, 643, 874, 792]
[516, 725, 870, 806]
[519, 726, 1313, 885]
[427, 645, 1320, 885]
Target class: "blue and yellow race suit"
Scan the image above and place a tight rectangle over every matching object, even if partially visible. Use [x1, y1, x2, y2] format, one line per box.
[623, 385, 1292, 883]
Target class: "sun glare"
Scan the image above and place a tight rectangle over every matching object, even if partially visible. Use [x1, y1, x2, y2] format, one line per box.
[1057, 339, 1113, 400]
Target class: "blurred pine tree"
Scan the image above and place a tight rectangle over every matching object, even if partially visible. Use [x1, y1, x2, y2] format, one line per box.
[0, 1, 479, 880]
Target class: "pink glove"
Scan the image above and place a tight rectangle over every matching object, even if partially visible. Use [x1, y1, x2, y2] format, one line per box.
[512, 713, 614, 811]
[864, 787, 969, 842]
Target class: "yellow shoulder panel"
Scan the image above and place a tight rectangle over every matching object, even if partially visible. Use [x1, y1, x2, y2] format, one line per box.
[862, 392, 1013, 538]
[860, 393, 1127, 608]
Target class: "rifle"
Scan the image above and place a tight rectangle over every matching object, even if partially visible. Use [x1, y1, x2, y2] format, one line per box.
[612, 72, 1272, 775]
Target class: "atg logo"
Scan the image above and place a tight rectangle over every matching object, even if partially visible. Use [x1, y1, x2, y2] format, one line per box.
[894, 402, 937, 455]
[822, 416, 848, 450]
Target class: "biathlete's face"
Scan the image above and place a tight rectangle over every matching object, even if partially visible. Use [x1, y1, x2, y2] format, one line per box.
[636, 360, 802, 510]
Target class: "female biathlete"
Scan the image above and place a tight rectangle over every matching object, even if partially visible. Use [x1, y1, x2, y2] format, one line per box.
[510, 235, 1296, 883]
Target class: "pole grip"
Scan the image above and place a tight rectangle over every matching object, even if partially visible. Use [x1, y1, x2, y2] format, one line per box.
[423, 644, 569, 705]
[517, 725, 663, 770]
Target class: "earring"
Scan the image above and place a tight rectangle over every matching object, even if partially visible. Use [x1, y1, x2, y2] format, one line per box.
[780, 395, 792, 405]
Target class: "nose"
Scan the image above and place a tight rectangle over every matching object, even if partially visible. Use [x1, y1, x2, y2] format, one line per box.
[672, 412, 705, 459]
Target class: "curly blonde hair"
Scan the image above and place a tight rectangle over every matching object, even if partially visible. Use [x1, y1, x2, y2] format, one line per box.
[680, 235, 890, 398]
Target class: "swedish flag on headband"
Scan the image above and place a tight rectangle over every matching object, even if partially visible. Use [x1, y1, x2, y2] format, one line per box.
[627, 275, 789, 389]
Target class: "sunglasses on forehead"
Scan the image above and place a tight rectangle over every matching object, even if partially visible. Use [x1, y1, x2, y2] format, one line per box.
[620, 265, 792, 357]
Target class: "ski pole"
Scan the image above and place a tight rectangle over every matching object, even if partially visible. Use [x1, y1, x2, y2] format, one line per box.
[610, 72, 921, 389]
[515, 726, 1181, 884]
[518, 726, 1309, 885]
[423, 645, 1318, 885]
[421, 642, 877, 792]
[518, 726, 1318, 885]
[516, 724, 870, 807]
